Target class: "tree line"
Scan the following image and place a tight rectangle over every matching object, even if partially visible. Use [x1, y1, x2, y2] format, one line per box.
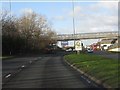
[1, 10, 57, 55]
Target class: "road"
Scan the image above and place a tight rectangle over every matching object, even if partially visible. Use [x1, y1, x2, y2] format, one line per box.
[89, 50, 119, 59]
[2, 52, 103, 88]
[2, 57, 41, 79]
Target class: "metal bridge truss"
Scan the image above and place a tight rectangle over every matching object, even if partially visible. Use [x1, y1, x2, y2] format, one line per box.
[56, 31, 119, 41]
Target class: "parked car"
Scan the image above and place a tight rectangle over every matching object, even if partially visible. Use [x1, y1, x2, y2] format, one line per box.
[66, 48, 72, 52]
[87, 48, 93, 53]
[44, 44, 56, 54]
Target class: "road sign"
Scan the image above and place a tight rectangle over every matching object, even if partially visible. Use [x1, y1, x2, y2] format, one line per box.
[75, 40, 82, 51]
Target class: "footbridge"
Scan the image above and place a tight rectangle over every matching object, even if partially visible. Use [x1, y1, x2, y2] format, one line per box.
[55, 31, 119, 41]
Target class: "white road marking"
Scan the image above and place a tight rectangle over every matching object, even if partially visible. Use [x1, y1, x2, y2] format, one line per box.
[81, 76, 91, 83]
[21, 65, 25, 68]
[81, 76, 84, 78]
[5, 74, 11, 78]
[86, 79, 91, 83]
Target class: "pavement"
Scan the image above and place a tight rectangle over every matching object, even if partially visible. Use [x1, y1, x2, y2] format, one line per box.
[2, 52, 104, 88]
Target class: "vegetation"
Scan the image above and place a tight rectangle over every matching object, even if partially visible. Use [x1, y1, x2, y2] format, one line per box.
[1, 56, 15, 60]
[1, 10, 57, 55]
[64, 54, 119, 88]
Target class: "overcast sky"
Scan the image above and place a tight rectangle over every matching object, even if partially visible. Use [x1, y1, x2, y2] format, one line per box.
[2, 0, 118, 34]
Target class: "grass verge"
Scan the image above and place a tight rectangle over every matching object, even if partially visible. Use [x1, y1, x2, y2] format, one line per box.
[64, 53, 119, 88]
[1, 56, 15, 60]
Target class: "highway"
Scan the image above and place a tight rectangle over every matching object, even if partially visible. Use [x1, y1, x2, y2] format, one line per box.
[2, 51, 104, 88]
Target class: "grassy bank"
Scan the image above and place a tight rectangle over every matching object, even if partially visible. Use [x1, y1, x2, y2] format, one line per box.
[1, 56, 15, 60]
[64, 53, 119, 88]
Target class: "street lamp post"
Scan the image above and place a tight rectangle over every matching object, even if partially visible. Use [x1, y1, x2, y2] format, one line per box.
[9, 0, 12, 55]
[9, 0, 11, 18]
[72, 1, 81, 54]
[72, 0, 76, 50]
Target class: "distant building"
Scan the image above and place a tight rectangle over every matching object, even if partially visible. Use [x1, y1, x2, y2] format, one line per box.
[100, 39, 113, 50]
[108, 38, 120, 52]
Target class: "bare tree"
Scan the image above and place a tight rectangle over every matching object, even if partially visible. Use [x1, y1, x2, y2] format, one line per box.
[2, 10, 57, 55]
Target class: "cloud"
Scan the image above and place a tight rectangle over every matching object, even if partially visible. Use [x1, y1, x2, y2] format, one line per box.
[74, 6, 81, 14]
[52, 15, 65, 21]
[20, 8, 33, 15]
[55, 27, 73, 34]
[19, 2, 118, 34]
[87, 14, 118, 26]
[65, 2, 118, 33]
[69, 6, 82, 17]
[88, 2, 118, 16]
[98, 1, 118, 10]
[90, 2, 118, 10]
[75, 14, 118, 33]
